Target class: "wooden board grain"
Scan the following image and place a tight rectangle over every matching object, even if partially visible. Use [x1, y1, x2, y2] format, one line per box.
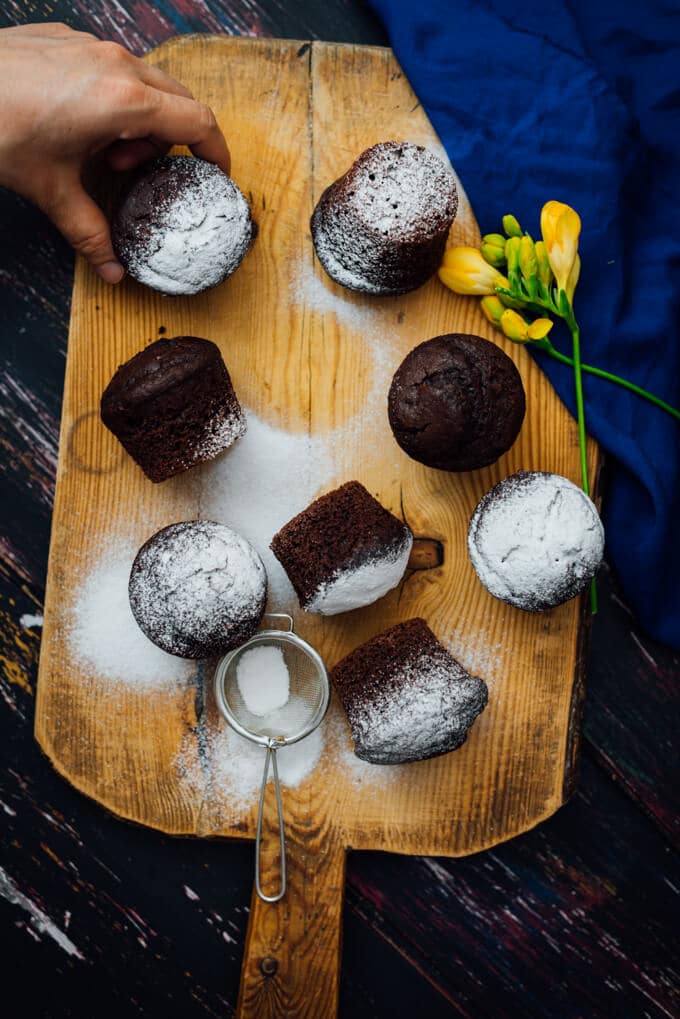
[35, 36, 598, 1016]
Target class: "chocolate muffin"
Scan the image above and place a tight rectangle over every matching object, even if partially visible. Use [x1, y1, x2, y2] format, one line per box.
[100, 336, 246, 483]
[332, 618, 488, 765]
[271, 481, 413, 615]
[112, 155, 256, 295]
[311, 141, 458, 295]
[468, 471, 604, 611]
[388, 333, 526, 472]
[129, 521, 266, 659]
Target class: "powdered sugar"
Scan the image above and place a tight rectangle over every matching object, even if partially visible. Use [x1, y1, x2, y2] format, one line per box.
[346, 651, 488, 765]
[193, 404, 246, 460]
[116, 156, 253, 296]
[67, 541, 195, 689]
[236, 645, 290, 716]
[468, 471, 604, 611]
[306, 532, 413, 615]
[128, 521, 266, 657]
[175, 716, 325, 821]
[202, 413, 335, 609]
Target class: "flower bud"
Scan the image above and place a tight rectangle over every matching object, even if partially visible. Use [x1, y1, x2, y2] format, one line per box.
[439, 247, 509, 296]
[502, 214, 523, 238]
[499, 309, 529, 342]
[481, 241, 506, 267]
[519, 236, 538, 282]
[480, 295, 505, 325]
[534, 240, 553, 287]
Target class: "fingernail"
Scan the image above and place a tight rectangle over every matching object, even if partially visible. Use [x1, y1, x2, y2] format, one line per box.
[97, 261, 125, 284]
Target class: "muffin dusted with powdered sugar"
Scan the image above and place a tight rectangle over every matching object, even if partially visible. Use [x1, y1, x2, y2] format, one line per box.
[331, 618, 488, 765]
[112, 155, 256, 295]
[468, 470, 604, 611]
[311, 141, 458, 295]
[129, 521, 266, 659]
[270, 481, 413, 615]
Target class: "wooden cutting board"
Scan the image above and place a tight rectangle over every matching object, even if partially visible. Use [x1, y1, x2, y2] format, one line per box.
[36, 36, 598, 1018]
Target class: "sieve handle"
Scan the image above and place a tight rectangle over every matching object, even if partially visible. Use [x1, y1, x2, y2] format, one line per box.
[255, 742, 286, 903]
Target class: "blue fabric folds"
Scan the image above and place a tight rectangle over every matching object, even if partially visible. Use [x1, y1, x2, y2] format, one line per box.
[369, 0, 680, 647]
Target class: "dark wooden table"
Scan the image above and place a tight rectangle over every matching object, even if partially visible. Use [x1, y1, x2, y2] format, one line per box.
[0, 3, 678, 1016]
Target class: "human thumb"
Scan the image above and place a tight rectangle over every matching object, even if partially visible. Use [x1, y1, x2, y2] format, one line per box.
[41, 175, 124, 284]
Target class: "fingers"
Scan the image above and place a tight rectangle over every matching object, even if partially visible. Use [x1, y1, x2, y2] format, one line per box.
[106, 137, 170, 171]
[42, 176, 124, 284]
[137, 63, 194, 100]
[124, 88, 231, 174]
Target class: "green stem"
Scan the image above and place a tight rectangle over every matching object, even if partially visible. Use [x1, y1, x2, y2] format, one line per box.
[534, 342, 680, 421]
[562, 302, 597, 615]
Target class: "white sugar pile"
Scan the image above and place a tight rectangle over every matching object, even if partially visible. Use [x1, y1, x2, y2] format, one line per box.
[175, 700, 400, 822]
[236, 645, 290, 716]
[67, 543, 195, 689]
[177, 719, 325, 820]
[202, 412, 335, 609]
[119, 156, 252, 296]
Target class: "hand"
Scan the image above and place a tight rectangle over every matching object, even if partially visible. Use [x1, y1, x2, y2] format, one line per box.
[0, 23, 231, 283]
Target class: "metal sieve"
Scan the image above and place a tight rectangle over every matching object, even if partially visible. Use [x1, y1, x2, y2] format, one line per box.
[213, 613, 330, 903]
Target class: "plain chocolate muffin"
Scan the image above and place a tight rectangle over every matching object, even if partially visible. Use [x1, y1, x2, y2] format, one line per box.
[311, 141, 458, 295]
[112, 155, 256, 295]
[129, 520, 266, 659]
[388, 333, 526, 471]
[100, 336, 245, 483]
[331, 618, 488, 764]
[270, 481, 413, 615]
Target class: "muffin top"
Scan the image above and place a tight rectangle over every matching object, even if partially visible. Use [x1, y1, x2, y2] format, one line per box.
[388, 333, 526, 472]
[112, 155, 255, 296]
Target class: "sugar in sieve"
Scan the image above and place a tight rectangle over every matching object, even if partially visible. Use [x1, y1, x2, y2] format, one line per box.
[213, 613, 330, 903]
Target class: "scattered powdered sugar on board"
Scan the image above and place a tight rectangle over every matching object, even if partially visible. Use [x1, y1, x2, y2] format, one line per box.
[66, 540, 195, 689]
[175, 701, 399, 821]
[202, 412, 335, 609]
[325, 703, 400, 789]
[175, 716, 325, 822]
[236, 645, 290, 717]
[443, 629, 504, 694]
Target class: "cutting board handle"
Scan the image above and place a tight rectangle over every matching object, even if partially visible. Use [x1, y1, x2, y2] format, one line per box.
[236, 819, 346, 1018]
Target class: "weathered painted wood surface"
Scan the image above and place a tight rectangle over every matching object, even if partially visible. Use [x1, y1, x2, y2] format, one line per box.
[0, 3, 678, 1018]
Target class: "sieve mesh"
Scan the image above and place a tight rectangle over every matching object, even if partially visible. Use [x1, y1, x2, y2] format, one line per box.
[215, 631, 328, 745]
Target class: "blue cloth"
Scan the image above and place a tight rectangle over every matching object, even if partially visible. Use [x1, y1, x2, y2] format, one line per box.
[369, 0, 680, 648]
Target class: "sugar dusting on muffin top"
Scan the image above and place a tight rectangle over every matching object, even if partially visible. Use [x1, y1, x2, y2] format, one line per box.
[468, 471, 604, 611]
[113, 156, 253, 296]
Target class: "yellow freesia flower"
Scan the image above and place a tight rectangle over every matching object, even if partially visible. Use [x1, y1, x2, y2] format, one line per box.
[439, 247, 509, 296]
[480, 295, 505, 324]
[540, 200, 581, 296]
[499, 310, 553, 343]
[499, 309, 530, 342]
[565, 253, 581, 304]
[527, 318, 554, 340]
